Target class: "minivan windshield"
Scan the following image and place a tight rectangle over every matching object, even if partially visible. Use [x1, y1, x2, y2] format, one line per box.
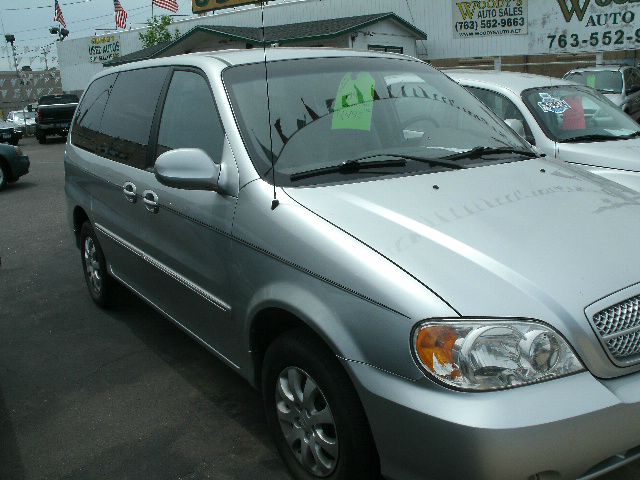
[565, 70, 623, 94]
[223, 57, 532, 186]
[521, 85, 640, 143]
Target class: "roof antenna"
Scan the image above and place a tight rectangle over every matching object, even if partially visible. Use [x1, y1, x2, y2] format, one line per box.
[261, 1, 279, 210]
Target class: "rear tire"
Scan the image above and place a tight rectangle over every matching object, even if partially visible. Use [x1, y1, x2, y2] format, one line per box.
[262, 329, 380, 480]
[0, 163, 7, 190]
[80, 221, 115, 308]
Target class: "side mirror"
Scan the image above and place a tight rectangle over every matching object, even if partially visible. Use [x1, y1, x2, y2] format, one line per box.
[504, 118, 526, 139]
[154, 148, 220, 191]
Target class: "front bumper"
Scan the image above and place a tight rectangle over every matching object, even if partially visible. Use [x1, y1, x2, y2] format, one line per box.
[347, 361, 640, 480]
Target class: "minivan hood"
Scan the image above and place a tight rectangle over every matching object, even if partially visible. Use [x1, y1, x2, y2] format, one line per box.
[557, 137, 640, 172]
[285, 159, 640, 326]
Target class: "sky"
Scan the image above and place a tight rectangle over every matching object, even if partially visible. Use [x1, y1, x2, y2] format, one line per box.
[0, 0, 196, 71]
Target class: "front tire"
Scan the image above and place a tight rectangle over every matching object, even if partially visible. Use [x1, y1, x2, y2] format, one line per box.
[262, 329, 379, 480]
[37, 134, 46, 144]
[80, 221, 115, 308]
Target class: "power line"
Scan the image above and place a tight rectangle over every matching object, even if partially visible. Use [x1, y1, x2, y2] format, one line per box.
[1, 0, 95, 11]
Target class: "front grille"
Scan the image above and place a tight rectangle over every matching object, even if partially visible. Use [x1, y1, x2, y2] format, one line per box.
[592, 295, 640, 364]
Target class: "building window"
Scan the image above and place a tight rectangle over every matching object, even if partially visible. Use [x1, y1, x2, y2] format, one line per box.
[368, 45, 403, 54]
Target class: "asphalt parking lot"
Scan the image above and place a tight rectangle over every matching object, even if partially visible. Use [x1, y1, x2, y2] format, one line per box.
[1, 137, 639, 480]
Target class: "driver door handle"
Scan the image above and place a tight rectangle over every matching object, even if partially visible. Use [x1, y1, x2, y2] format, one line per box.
[143, 190, 159, 214]
[123, 181, 137, 203]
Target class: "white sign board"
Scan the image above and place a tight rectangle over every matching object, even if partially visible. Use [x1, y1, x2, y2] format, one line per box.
[530, 0, 640, 53]
[453, 0, 528, 38]
[89, 35, 120, 63]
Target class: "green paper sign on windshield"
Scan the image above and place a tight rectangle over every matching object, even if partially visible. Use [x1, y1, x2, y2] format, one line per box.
[332, 72, 376, 131]
[586, 74, 596, 89]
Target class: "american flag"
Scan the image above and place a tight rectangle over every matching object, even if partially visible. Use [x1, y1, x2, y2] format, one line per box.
[54, 0, 67, 29]
[113, 0, 128, 29]
[152, 0, 179, 13]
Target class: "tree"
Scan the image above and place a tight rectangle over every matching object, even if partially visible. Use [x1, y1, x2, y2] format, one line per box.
[139, 15, 181, 49]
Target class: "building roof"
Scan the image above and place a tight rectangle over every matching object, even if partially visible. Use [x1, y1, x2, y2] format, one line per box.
[105, 12, 427, 66]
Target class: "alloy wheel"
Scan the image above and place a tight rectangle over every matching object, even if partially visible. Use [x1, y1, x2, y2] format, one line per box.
[275, 367, 339, 477]
[83, 236, 102, 296]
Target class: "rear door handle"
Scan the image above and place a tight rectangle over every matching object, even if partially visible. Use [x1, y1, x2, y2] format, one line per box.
[123, 181, 137, 203]
[142, 190, 159, 214]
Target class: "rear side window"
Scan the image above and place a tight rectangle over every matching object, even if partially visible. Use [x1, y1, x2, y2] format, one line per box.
[71, 74, 116, 153]
[155, 70, 225, 161]
[100, 67, 169, 169]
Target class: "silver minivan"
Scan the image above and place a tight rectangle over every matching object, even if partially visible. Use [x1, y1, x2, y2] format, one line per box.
[65, 49, 640, 480]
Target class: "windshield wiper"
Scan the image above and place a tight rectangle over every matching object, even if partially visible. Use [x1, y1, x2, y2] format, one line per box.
[373, 153, 467, 170]
[437, 146, 539, 161]
[560, 134, 621, 143]
[290, 157, 406, 181]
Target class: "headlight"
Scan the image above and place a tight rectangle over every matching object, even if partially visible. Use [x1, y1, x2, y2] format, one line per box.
[412, 319, 584, 391]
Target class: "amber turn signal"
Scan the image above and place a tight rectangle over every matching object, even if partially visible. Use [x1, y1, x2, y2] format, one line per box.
[414, 325, 461, 379]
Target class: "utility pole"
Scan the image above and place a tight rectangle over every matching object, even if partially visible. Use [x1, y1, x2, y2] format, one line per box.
[41, 45, 51, 70]
[4, 35, 27, 132]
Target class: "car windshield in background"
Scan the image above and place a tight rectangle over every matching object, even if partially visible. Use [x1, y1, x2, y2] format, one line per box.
[565, 70, 623, 94]
[38, 94, 79, 105]
[521, 85, 639, 143]
[15, 112, 35, 120]
[223, 57, 531, 186]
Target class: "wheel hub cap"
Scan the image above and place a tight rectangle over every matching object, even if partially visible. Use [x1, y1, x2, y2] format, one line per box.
[275, 367, 339, 477]
[83, 237, 102, 295]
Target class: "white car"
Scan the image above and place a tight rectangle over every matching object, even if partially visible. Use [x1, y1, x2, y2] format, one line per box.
[6, 109, 36, 135]
[446, 70, 640, 191]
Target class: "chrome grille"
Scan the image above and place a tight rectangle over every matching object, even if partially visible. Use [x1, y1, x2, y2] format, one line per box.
[592, 295, 640, 363]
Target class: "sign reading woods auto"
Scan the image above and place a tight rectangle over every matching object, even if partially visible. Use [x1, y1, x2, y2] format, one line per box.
[89, 35, 120, 63]
[453, 0, 528, 38]
[537, 0, 640, 53]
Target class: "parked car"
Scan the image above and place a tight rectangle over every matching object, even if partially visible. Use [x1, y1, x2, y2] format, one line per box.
[564, 65, 640, 121]
[0, 120, 22, 146]
[6, 109, 37, 135]
[0, 143, 30, 190]
[36, 93, 79, 144]
[447, 70, 640, 191]
[66, 49, 640, 480]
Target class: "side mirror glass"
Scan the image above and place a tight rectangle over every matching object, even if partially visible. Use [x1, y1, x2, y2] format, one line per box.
[154, 148, 220, 191]
[504, 118, 526, 139]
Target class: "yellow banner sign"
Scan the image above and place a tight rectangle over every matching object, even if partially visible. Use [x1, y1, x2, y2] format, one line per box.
[192, 0, 262, 13]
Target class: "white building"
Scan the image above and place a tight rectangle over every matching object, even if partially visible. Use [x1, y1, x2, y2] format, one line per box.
[58, 0, 640, 92]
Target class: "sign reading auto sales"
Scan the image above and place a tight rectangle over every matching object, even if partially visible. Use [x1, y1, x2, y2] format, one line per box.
[192, 0, 261, 13]
[453, 0, 528, 38]
[537, 0, 640, 53]
[89, 35, 120, 63]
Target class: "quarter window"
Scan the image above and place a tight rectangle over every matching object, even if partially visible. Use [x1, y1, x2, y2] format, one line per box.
[71, 73, 116, 153]
[155, 70, 225, 161]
